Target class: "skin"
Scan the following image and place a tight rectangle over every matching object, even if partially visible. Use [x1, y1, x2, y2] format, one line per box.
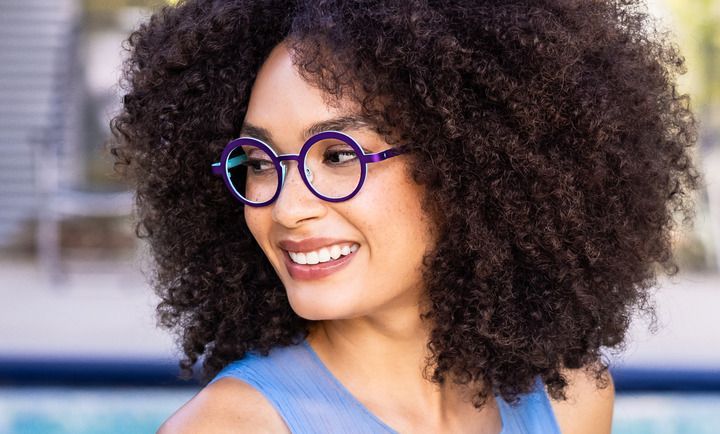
[157, 40, 615, 433]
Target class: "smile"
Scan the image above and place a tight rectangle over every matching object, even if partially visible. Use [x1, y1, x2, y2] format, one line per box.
[282, 245, 359, 280]
[287, 243, 359, 265]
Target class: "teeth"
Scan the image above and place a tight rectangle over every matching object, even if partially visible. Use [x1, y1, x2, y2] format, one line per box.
[293, 252, 307, 265]
[306, 251, 319, 265]
[330, 245, 341, 260]
[288, 243, 359, 265]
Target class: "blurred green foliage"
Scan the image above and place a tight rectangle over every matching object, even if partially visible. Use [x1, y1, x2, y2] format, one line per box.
[663, 0, 720, 112]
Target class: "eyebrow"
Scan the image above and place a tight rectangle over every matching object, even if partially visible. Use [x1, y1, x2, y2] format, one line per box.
[240, 115, 376, 149]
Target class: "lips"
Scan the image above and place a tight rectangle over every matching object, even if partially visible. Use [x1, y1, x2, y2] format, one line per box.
[281, 246, 358, 280]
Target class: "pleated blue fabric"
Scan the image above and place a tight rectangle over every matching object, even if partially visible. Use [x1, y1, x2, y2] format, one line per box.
[208, 338, 562, 434]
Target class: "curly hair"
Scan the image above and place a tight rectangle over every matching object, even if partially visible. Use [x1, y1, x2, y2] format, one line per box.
[109, 0, 701, 408]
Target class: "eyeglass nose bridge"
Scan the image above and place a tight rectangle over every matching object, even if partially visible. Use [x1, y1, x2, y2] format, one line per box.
[275, 154, 314, 190]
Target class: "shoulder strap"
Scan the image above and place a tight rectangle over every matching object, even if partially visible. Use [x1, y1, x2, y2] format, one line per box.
[209, 342, 397, 434]
[496, 376, 563, 434]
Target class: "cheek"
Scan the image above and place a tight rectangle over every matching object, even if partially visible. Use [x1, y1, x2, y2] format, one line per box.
[357, 166, 435, 263]
[244, 206, 268, 244]
[243, 206, 255, 233]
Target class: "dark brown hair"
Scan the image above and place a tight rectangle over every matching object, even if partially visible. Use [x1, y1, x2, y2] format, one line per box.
[110, 0, 701, 407]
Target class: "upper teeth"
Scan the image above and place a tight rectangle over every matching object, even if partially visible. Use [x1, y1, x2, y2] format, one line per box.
[288, 243, 359, 265]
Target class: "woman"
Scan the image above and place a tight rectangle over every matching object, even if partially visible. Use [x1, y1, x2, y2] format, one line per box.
[110, 0, 700, 432]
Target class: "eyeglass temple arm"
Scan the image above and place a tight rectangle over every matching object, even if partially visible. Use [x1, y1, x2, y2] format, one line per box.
[211, 154, 248, 176]
[364, 147, 405, 163]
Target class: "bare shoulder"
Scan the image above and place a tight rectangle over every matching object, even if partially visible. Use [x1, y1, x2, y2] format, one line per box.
[545, 366, 615, 434]
[156, 377, 291, 434]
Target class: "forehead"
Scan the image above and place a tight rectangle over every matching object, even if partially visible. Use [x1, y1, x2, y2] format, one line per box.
[240, 115, 377, 146]
[242, 41, 379, 148]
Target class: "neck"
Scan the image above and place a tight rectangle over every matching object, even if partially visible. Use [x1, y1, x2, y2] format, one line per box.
[304, 310, 502, 433]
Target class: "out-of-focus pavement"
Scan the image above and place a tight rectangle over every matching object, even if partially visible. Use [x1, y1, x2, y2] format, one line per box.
[0, 253, 718, 369]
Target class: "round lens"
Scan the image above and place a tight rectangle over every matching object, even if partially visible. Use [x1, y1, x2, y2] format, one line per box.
[226, 143, 278, 204]
[304, 137, 362, 199]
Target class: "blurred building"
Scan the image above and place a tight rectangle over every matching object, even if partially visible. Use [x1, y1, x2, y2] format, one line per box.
[0, 0, 163, 279]
[0, 0, 84, 248]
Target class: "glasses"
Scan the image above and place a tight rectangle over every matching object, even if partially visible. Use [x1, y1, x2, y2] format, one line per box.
[211, 130, 407, 207]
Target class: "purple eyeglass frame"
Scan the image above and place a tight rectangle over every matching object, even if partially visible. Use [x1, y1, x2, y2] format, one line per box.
[211, 130, 406, 207]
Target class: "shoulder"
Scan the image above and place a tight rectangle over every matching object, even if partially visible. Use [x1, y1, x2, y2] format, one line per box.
[545, 367, 615, 434]
[156, 377, 291, 434]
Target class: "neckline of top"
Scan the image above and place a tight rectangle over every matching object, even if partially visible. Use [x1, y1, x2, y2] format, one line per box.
[299, 338, 400, 433]
[298, 338, 507, 434]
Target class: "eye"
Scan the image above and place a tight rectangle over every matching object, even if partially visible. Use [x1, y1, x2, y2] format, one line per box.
[245, 158, 274, 174]
[323, 144, 359, 166]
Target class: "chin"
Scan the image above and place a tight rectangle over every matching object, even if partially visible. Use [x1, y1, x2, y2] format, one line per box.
[285, 285, 363, 321]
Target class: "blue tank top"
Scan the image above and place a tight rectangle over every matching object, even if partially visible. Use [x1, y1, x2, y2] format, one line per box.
[208, 338, 562, 433]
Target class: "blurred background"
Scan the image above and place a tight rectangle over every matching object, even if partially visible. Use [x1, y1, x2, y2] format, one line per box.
[0, 0, 718, 432]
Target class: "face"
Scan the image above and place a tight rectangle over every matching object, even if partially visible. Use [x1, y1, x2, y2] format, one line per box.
[242, 41, 437, 321]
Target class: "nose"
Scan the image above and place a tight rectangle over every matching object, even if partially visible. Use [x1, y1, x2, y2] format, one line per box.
[271, 160, 326, 228]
